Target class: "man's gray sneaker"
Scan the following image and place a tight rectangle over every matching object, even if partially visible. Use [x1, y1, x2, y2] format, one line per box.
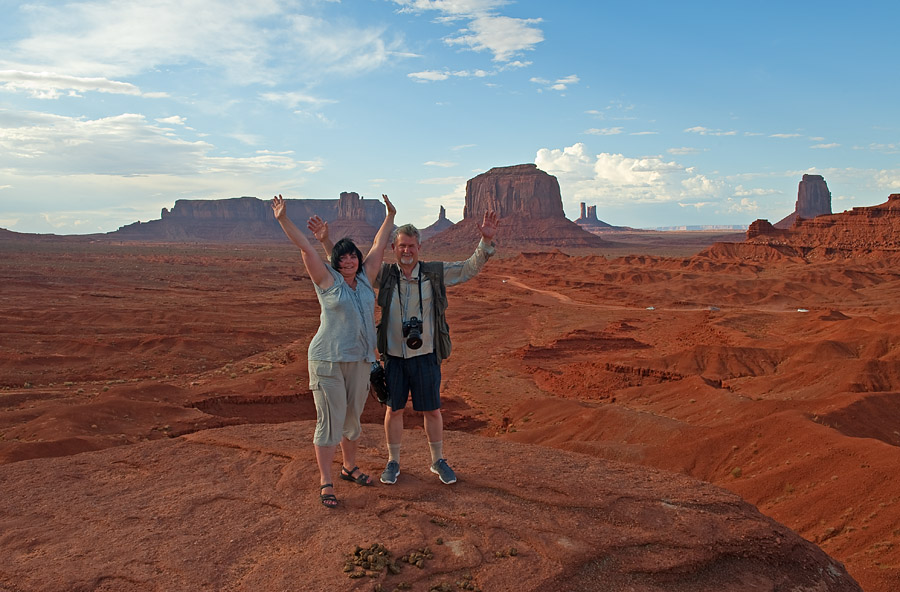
[381, 460, 400, 484]
[430, 458, 457, 484]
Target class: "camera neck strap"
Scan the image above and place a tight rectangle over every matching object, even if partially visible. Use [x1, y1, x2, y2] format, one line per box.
[398, 263, 424, 323]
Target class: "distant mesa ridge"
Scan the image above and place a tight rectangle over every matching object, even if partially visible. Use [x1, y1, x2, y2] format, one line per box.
[118, 193, 386, 243]
[107, 163, 609, 249]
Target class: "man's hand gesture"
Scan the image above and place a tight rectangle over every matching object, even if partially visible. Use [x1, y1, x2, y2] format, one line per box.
[307, 215, 329, 242]
[478, 210, 499, 242]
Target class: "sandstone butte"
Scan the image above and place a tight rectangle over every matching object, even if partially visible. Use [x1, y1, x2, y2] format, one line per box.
[4, 167, 900, 591]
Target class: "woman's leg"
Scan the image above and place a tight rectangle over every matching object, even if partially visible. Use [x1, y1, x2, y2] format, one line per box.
[339, 361, 373, 482]
[310, 361, 347, 504]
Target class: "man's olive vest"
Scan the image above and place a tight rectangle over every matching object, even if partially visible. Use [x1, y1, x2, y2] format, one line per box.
[377, 262, 452, 362]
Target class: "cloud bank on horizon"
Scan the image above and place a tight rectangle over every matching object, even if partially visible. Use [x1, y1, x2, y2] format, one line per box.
[0, 0, 898, 234]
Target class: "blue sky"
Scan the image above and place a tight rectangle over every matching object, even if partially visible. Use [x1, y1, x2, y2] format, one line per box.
[1, 0, 898, 235]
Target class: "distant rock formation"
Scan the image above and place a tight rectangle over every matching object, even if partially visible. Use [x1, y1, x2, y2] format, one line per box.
[110, 195, 385, 243]
[326, 192, 380, 244]
[428, 164, 607, 251]
[575, 202, 627, 231]
[463, 164, 565, 220]
[748, 194, 900, 251]
[698, 193, 900, 261]
[420, 206, 455, 242]
[774, 174, 833, 229]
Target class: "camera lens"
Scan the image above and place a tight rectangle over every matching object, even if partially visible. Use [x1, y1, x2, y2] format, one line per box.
[404, 317, 423, 349]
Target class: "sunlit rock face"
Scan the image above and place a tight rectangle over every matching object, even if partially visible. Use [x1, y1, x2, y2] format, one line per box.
[775, 174, 833, 229]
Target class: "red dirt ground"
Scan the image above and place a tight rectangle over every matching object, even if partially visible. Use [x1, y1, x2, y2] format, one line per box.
[1, 233, 897, 591]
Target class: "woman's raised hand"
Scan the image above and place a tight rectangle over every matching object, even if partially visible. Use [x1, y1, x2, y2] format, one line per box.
[271, 195, 287, 220]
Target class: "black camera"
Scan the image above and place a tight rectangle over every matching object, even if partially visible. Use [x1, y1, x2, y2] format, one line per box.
[370, 361, 389, 405]
[402, 317, 423, 349]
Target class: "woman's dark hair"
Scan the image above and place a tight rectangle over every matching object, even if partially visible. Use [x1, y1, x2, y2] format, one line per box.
[331, 238, 364, 274]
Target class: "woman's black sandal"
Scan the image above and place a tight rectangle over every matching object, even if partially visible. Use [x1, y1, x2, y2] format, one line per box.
[340, 466, 373, 486]
[319, 483, 338, 508]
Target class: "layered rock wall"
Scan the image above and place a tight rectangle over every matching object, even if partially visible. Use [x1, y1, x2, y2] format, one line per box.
[463, 164, 565, 220]
[429, 164, 607, 251]
[116, 196, 385, 242]
[745, 194, 900, 255]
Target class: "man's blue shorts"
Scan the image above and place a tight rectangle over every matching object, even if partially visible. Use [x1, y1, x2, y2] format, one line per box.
[384, 352, 442, 412]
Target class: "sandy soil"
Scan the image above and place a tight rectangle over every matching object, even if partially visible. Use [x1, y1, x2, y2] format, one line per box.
[0, 233, 897, 591]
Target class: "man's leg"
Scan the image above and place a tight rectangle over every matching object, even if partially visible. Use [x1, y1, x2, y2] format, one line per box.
[425, 409, 456, 484]
[423, 409, 443, 453]
[382, 356, 408, 484]
[381, 406, 404, 483]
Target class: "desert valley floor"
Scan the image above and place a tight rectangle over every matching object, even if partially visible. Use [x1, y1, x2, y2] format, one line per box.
[1, 233, 898, 591]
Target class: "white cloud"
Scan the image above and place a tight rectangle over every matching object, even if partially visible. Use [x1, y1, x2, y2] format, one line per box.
[6, 1, 280, 81]
[446, 15, 543, 62]
[0, 109, 321, 178]
[260, 91, 336, 109]
[875, 169, 900, 190]
[585, 127, 623, 136]
[424, 161, 457, 168]
[408, 67, 500, 81]
[811, 143, 840, 149]
[534, 142, 753, 220]
[865, 143, 900, 154]
[769, 133, 803, 139]
[532, 74, 578, 92]
[0, 70, 163, 100]
[156, 115, 187, 125]
[392, 0, 542, 63]
[409, 70, 451, 81]
[2, 1, 404, 87]
[418, 180, 468, 226]
[392, 0, 511, 16]
[733, 185, 779, 197]
[668, 147, 702, 155]
[419, 176, 466, 185]
[685, 126, 737, 136]
[723, 197, 759, 213]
